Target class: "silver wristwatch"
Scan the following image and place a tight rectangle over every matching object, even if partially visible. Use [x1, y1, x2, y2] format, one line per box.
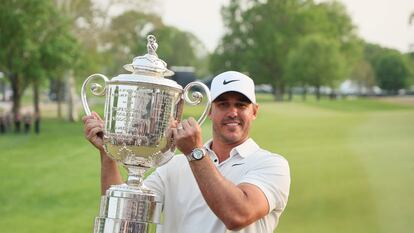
[186, 147, 207, 162]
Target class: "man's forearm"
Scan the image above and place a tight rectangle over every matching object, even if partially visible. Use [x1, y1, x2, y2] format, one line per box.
[189, 157, 268, 230]
[100, 150, 123, 195]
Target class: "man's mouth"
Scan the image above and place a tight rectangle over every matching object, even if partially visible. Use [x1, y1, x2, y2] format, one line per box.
[223, 121, 241, 126]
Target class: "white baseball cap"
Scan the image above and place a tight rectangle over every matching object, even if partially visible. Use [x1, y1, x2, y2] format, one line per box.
[210, 71, 256, 104]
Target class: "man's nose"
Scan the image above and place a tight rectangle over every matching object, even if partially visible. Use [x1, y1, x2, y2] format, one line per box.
[227, 106, 238, 118]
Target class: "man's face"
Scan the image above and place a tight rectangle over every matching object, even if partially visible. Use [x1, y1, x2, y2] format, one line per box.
[208, 92, 258, 145]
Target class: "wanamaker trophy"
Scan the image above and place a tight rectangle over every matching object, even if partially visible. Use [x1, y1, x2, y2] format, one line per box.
[81, 35, 211, 233]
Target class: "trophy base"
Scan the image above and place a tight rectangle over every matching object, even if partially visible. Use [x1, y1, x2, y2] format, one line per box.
[94, 185, 163, 233]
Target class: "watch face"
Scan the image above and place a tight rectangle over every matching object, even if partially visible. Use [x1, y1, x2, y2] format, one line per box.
[192, 149, 204, 160]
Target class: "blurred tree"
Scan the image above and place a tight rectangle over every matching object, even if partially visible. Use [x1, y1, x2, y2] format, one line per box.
[285, 34, 346, 100]
[56, 0, 101, 76]
[407, 52, 414, 88]
[54, 0, 151, 120]
[151, 26, 209, 77]
[0, 0, 209, 123]
[409, 11, 414, 51]
[211, 0, 307, 100]
[38, 20, 80, 119]
[363, 43, 414, 93]
[57, 0, 208, 79]
[364, 43, 393, 65]
[101, 10, 208, 77]
[211, 0, 360, 101]
[101, 10, 163, 75]
[375, 52, 413, 94]
[349, 59, 376, 95]
[302, 1, 362, 80]
[0, 0, 78, 121]
[55, 0, 158, 84]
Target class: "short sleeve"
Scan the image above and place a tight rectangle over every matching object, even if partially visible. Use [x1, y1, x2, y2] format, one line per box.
[239, 155, 290, 213]
[143, 167, 167, 202]
[142, 155, 184, 204]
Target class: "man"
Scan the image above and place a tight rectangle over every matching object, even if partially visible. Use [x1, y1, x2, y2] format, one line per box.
[83, 71, 290, 233]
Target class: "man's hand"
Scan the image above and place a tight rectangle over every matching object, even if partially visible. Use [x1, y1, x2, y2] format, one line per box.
[172, 117, 203, 155]
[82, 112, 123, 194]
[82, 112, 105, 152]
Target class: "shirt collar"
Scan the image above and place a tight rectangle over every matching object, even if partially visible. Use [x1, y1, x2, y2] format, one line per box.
[204, 138, 259, 159]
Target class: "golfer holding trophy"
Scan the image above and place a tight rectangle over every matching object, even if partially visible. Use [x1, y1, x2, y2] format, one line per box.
[82, 35, 290, 233]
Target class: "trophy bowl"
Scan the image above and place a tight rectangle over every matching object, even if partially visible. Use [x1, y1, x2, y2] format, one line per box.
[81, 35, 211, 233]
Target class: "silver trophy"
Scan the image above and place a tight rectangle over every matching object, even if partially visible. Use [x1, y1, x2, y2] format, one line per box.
[81, 35, 211, 233]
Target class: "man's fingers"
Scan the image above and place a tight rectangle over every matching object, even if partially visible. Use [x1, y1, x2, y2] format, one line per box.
[86, 128, 96, 139]
[88, 127, 103, 140]
[86, 121, 102, 130]
[176, 122, 184, 130]
[171, 128, 178, 139]
[82, 115, 94, 123]
[84, 126, 90, 136]
[188, 117, 197, 126]
[169, 118, 178, 128]
[181, 120, 191, 130]
[92, 112, 103, 121]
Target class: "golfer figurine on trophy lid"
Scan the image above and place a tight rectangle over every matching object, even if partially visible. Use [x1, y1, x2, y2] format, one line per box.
[81, 35, 211, 233]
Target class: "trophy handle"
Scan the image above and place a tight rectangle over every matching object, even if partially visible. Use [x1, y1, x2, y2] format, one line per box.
[81, 73, 109, 116]
[183, 81, 211, 125]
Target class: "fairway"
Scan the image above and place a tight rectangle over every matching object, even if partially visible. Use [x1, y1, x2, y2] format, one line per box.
[1, 98, 413, 233]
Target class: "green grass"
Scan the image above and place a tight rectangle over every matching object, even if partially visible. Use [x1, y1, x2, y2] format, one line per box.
[0, 119, 100, 233]
[0, 97, 413, 233]
[253, 99, 414, 233]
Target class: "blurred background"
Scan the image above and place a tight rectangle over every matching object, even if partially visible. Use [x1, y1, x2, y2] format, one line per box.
[1, 0, 413, 233]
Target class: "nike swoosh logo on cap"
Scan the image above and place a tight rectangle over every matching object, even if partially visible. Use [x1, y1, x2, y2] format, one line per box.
[223, 79, 240, 85]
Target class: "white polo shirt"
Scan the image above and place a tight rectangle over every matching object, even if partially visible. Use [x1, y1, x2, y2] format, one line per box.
[144, 138, 290, 233]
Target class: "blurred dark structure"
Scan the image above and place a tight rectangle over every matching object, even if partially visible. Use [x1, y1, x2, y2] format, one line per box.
[170, 66, 197, 88]
[34, 112, 40, 134]
[23, 112, 32, 134]
[49, 79, 67, 101]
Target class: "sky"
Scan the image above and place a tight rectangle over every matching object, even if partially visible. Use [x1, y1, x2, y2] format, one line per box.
[160, 0, 414, 53]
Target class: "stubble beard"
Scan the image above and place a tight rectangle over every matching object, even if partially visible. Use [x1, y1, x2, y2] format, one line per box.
[213, 122, 249, 146]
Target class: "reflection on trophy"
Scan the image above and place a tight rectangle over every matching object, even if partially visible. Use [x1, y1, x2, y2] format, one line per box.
[81, 35, 211, 233]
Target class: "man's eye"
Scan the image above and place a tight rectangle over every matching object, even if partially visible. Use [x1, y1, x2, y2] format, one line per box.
[236, 103, 248, 108]
[218, 102, 229, 108]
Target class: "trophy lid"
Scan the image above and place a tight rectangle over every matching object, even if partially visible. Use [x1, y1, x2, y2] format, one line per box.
[123, 35, 174, 77]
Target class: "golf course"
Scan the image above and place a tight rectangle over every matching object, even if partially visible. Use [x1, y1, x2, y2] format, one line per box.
[1, 96, 413, 233]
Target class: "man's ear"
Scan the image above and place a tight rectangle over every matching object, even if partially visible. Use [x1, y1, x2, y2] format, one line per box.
[252, 104, 259, 120]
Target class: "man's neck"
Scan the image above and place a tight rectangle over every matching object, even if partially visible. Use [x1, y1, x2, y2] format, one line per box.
[211, 138, 248, 163]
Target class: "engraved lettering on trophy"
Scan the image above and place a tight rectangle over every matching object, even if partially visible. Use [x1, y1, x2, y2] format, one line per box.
[137, 201, 146, 220]
[130, 200, 138, 219]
